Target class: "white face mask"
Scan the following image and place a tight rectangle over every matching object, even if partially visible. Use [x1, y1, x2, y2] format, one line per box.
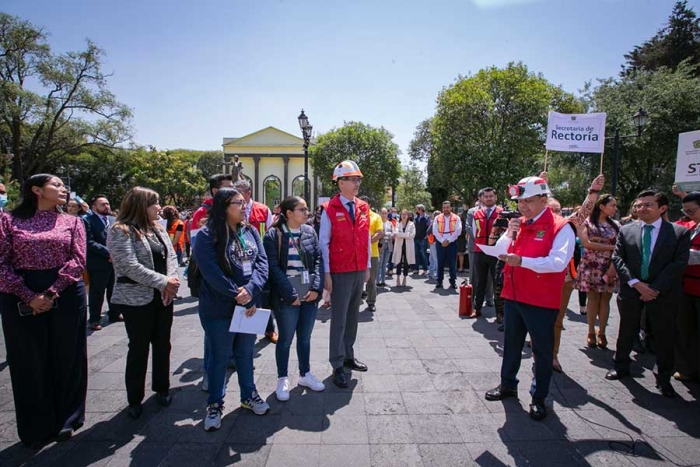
[0, 194, 7, 209]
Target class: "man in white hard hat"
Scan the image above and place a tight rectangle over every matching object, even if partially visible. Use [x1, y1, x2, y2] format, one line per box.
[319, 160, 372, 388]
[483, 176, 575, 421]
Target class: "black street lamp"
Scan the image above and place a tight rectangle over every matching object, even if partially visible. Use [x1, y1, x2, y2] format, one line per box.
[609, 108, 649, 197]
[298, 109, 313, 202]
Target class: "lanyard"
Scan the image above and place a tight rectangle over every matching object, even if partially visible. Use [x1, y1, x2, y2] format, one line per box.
[282, 224, 307, 270]
[231, 227, 249, 259]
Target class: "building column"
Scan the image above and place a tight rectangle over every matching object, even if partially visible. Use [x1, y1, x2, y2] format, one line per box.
[283, 156, 290, 198]
[253, 155, 261, 201]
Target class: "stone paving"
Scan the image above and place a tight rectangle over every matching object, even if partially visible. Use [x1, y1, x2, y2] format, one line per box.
[1, 270, 699, 466]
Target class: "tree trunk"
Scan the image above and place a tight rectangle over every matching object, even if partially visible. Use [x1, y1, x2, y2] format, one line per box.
[11, 118, 24, 183]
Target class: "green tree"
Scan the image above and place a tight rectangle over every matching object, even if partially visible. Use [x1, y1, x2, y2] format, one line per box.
[310, 121, 401, 207]
[425, 62, 583, 204]
[395, 163, 432, 212]
[623, 1, 700, 77]
[0, 13, 132, 183]
[593, 61, 700, 211]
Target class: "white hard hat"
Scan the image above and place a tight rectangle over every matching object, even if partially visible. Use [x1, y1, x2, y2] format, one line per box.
[332, 160, 363, 181]
[507, 176, 551, 200]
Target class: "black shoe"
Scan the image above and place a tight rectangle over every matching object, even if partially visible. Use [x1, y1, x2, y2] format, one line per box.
[497, 324, 504, 332]
[605, 369, 630, 381]
[485, 385, 518, 401]
[435, 283, 443, 289]
[656, 382, 677, 398]
[56, 428, 73, 442]
[450, 283, 457, 289]
[529, 398, 547, 421]
[156, 392, 172, 407]
[362, 291, 368, 299]
[127, 404, 143, 419]
[108, 313, 124, 323]
[367, 304, 376, 312]
[333, 368, 348, 388]
[344, 359, 368, 372]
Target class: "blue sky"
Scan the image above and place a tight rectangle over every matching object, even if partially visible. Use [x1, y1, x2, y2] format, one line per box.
[4, 0, 689, 161]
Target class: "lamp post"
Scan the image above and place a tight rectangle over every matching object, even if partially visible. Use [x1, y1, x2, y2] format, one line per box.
[298, 109, 313, 202]
[609, 108, 648, 197]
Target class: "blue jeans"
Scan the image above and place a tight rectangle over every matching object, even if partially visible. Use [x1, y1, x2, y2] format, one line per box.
[414, 238, 428, 271]
[500, 300, 558, 400]
[428, 243, 437, 278]
[377, 246, 392, 284]
[276, 301, 318, 377]
[199, 311, 257, 405]
[436, 241, 457, 285]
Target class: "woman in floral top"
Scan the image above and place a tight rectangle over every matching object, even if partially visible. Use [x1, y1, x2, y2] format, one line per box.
[575, 194, 620, 350]
[0, 174, 87, 447]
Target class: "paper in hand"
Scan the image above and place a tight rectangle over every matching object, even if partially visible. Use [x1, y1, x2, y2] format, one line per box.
[477, 242, 510, 259]
[229, 306, 272, 335]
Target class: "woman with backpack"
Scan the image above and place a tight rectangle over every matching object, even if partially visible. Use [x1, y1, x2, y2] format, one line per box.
[193, 187, 269, 432]
[264, 196, 325, 402]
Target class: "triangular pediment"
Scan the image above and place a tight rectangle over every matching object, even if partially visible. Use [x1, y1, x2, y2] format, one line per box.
[223, 126, 304, 148]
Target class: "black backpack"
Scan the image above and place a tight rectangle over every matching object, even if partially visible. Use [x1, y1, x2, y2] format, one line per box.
[187, 203, 210, 298]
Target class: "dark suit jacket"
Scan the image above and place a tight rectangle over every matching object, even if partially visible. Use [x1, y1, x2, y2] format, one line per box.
[84, 212, 116, 270]
[613, 220, 690, 301]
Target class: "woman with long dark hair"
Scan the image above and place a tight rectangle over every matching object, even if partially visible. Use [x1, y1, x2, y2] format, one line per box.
[0, 174, 87, 447]
[194, 187, 269, 432]
[107, 187, 180, 419]
[264, 196, 325, 401]
[575, 194, 620, 349]
[391, 209, 415, 287]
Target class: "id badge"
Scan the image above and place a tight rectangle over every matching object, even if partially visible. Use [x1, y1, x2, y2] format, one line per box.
[302, 270, 310, 284]
[242, 260, 253, 277]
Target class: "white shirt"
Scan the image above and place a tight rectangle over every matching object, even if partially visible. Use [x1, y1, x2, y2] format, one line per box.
[319, 194, 372, 272]
[432, 213, 463, 244]
[495, 209, 575, 273]
[628, 217, 663, 286]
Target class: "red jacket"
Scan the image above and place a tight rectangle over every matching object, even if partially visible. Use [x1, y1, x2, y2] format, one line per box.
[681, 221, 700, 297]
[500, 208, 571, 310]
[249, 201, 270, 237]
[324, 195, 370, 273]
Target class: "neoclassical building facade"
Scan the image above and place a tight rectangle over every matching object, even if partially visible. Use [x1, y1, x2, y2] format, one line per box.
[222, 127, 319, 209]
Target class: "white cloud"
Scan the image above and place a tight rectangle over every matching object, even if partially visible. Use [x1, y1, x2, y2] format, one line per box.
[471, 0, 540, 8]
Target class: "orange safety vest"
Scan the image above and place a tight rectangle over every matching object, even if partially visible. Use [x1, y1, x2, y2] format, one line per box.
[435, 213, 459, 235]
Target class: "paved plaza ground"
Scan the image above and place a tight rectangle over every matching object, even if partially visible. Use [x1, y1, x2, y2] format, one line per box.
[0, 270, 699, 466]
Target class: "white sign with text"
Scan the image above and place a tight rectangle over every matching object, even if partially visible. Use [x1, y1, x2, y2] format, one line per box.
[674, 129, 700, 192]
[545, 112, 607, 153]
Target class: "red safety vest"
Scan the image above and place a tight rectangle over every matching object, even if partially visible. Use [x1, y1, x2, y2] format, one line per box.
[324, 195, 370, 273]
[682, 221, 700, 297]
[435, 213, 459, 235]
[473, 206, 502, 253]
[500, 208, 571, 310]
[248, 201, 269, 236]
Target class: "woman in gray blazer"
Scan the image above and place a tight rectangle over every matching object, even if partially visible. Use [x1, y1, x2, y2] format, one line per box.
[107, 187, 180, 420]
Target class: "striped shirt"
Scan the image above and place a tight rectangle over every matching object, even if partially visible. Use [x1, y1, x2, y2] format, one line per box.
[286, 227, 304, 277]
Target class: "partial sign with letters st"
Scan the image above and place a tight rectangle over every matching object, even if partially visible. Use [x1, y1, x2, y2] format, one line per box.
[545, 112, 607, 154]
[674, 130, 700, 192]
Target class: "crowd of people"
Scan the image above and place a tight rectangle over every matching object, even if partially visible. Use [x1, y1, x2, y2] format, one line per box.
[0, 159, 699, 447]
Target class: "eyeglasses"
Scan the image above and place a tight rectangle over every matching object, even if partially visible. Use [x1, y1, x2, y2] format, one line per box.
[682, 206, 700, 217]
[228, 200, 244, 206]
[633, 202, 656, 210]
[295, 208, 309, 213]
[341, 177, 362, 184]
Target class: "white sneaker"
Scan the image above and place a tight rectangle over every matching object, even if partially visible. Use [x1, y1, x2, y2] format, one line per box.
[204, 403, 223, 432]
[241, 391, 270, 415]
[276, 377, 290, 401]
[298, 372, 325, 392]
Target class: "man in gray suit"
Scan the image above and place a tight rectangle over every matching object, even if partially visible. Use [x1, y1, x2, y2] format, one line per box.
[606, 190, 690, 398]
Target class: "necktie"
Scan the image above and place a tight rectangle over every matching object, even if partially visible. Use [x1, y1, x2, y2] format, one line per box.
[103, 216, 109, 227]
[347, 201, 356, 224]
[525, 219, 534, 226]
[641, 224, 653, 280]
[485, 208, 492, 219]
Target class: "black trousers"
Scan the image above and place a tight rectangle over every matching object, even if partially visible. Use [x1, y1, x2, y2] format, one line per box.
[397, 242, 410, 276]
[676, 294, 700, 377]
[474, 252, 497, 310]
[615, 294, 677, 382]
[120, 290, 173, 405]
[87, 265, 116, 323]
[0, 269, 87, 446]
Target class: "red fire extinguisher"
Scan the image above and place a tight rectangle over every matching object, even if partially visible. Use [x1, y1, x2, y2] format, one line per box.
[459, 279, 473, 317]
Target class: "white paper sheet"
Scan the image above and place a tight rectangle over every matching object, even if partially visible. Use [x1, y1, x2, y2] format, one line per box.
[229, 306, 272, 335]
[477, 242, 510, 259]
